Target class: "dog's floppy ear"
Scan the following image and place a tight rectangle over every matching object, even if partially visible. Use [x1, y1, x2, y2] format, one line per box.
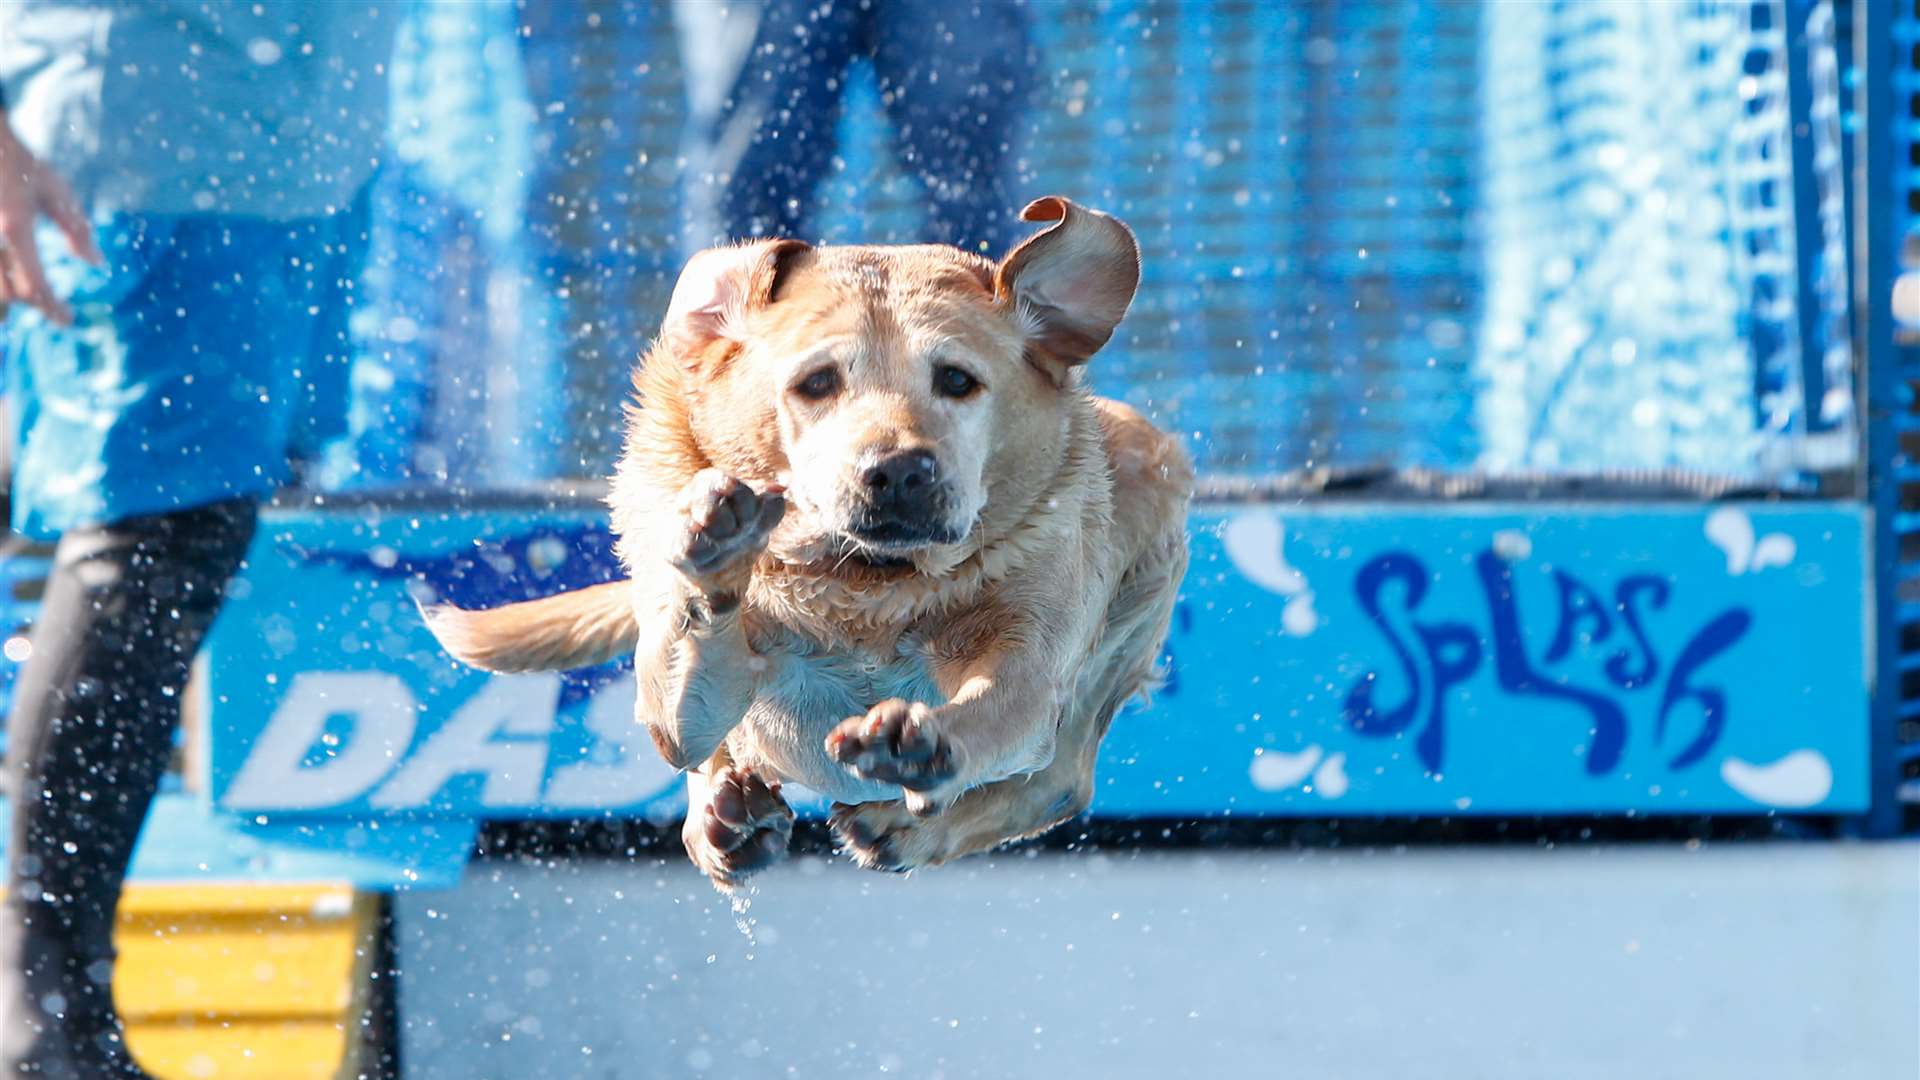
[663, 238, 813, 358]
[995, 197, 1141, 372]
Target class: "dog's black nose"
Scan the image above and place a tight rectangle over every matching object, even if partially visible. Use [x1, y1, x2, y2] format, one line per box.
[853, 450, 946, 542]
[861, 450, 938, 494]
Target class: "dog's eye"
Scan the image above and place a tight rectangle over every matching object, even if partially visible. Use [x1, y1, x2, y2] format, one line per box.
[793, 367, 842, 401]
[933, 364, 982, 399]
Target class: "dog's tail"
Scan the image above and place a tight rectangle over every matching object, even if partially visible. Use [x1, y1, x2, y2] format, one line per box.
[421, 580, 639, 673]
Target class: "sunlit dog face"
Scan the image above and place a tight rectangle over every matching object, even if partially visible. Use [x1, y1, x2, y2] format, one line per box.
[660, 199, 1141, 569]
[748, 251, 1014, 556]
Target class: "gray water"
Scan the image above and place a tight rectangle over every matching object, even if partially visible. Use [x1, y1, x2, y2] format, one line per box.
[395, 841, 1919, 1079]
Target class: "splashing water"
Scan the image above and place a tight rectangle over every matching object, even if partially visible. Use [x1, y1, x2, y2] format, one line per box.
[729, 889, 758, 958]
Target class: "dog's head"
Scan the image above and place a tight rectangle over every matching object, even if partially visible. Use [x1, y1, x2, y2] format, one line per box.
[658, 197, 1139, 568]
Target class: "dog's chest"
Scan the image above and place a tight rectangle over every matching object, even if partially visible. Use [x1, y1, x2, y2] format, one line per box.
[732, 631, 947, 802]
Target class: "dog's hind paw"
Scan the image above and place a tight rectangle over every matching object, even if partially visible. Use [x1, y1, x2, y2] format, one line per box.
[684, 767, 794, 891]
[830, 800, 947, 872]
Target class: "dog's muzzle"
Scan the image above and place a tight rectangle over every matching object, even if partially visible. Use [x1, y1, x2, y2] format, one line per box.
[846, 450, 962, 547]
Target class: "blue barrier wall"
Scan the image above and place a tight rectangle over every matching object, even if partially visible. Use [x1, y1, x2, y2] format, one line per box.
[203, 500, 1867, 823]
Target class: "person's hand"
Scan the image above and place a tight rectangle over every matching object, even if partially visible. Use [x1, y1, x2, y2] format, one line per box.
[0, 119, 102, 326]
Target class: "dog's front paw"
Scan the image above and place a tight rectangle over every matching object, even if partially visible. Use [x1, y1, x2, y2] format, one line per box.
[826, 700, 961, 811]
[674, 469, 785, 595]
[683, 767, 794, 891]
[829, 800, 950, 872]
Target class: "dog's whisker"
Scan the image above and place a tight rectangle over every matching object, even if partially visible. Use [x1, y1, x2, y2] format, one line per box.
[829, 542, 861, 575]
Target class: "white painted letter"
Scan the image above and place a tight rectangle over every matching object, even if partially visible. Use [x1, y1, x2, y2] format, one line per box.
[224, 672, 419, 810]
[370, 674, 560, 809]
[545, 674, 680, 809]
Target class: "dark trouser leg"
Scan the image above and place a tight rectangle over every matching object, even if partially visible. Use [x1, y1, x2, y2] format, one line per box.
[873, 0, 1039, 255]
[698, 0, 864, 243]
[0, 499, 258, 1077]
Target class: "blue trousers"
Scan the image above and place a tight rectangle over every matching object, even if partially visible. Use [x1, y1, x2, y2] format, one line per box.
[683, 0, 1038, 255]
[4, 210, 360, 539]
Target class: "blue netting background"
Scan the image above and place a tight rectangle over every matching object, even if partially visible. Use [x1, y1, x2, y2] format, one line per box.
[318, 0, 1857, 491]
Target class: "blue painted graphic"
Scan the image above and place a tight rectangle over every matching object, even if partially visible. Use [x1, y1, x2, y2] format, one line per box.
[205, 501, 1868, 820]
[1341, 549, 1750, 776]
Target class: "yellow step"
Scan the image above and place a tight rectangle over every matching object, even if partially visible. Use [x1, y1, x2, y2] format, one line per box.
[0, 884, 378, 1080]
[114, 887, 366, 1021]
[118, 1020, 354, 1080]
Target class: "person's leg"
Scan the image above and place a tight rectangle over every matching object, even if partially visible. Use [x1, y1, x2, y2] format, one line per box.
[0, 498, 258, 1077]
[687, 0, 864, 243]
[872, 0, 1039, 255]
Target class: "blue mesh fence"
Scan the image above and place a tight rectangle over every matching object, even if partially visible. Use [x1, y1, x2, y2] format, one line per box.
[1896, 2, 1920, 254]
[1475, 0, 1854, 476]
[333, 0, 1857, 489]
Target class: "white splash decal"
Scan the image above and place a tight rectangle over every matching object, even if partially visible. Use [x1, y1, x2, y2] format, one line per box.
[1704, 507, 1753, 573]
[1223, 511, 1319, 635]
[1720, 750, 1833, 808]
[1281, 594, 1320, 636]
[1249, 746, 1323, 791]
[1223, 511, 1306, 594]
[1310, 752, 1349, 799]
[1749, 533, 1796, 572]
[1491, 529, 1533, 561]
[1705, 507, 1796, 575]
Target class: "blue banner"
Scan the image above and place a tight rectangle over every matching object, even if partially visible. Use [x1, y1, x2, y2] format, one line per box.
[205, 501, 1868, 819]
